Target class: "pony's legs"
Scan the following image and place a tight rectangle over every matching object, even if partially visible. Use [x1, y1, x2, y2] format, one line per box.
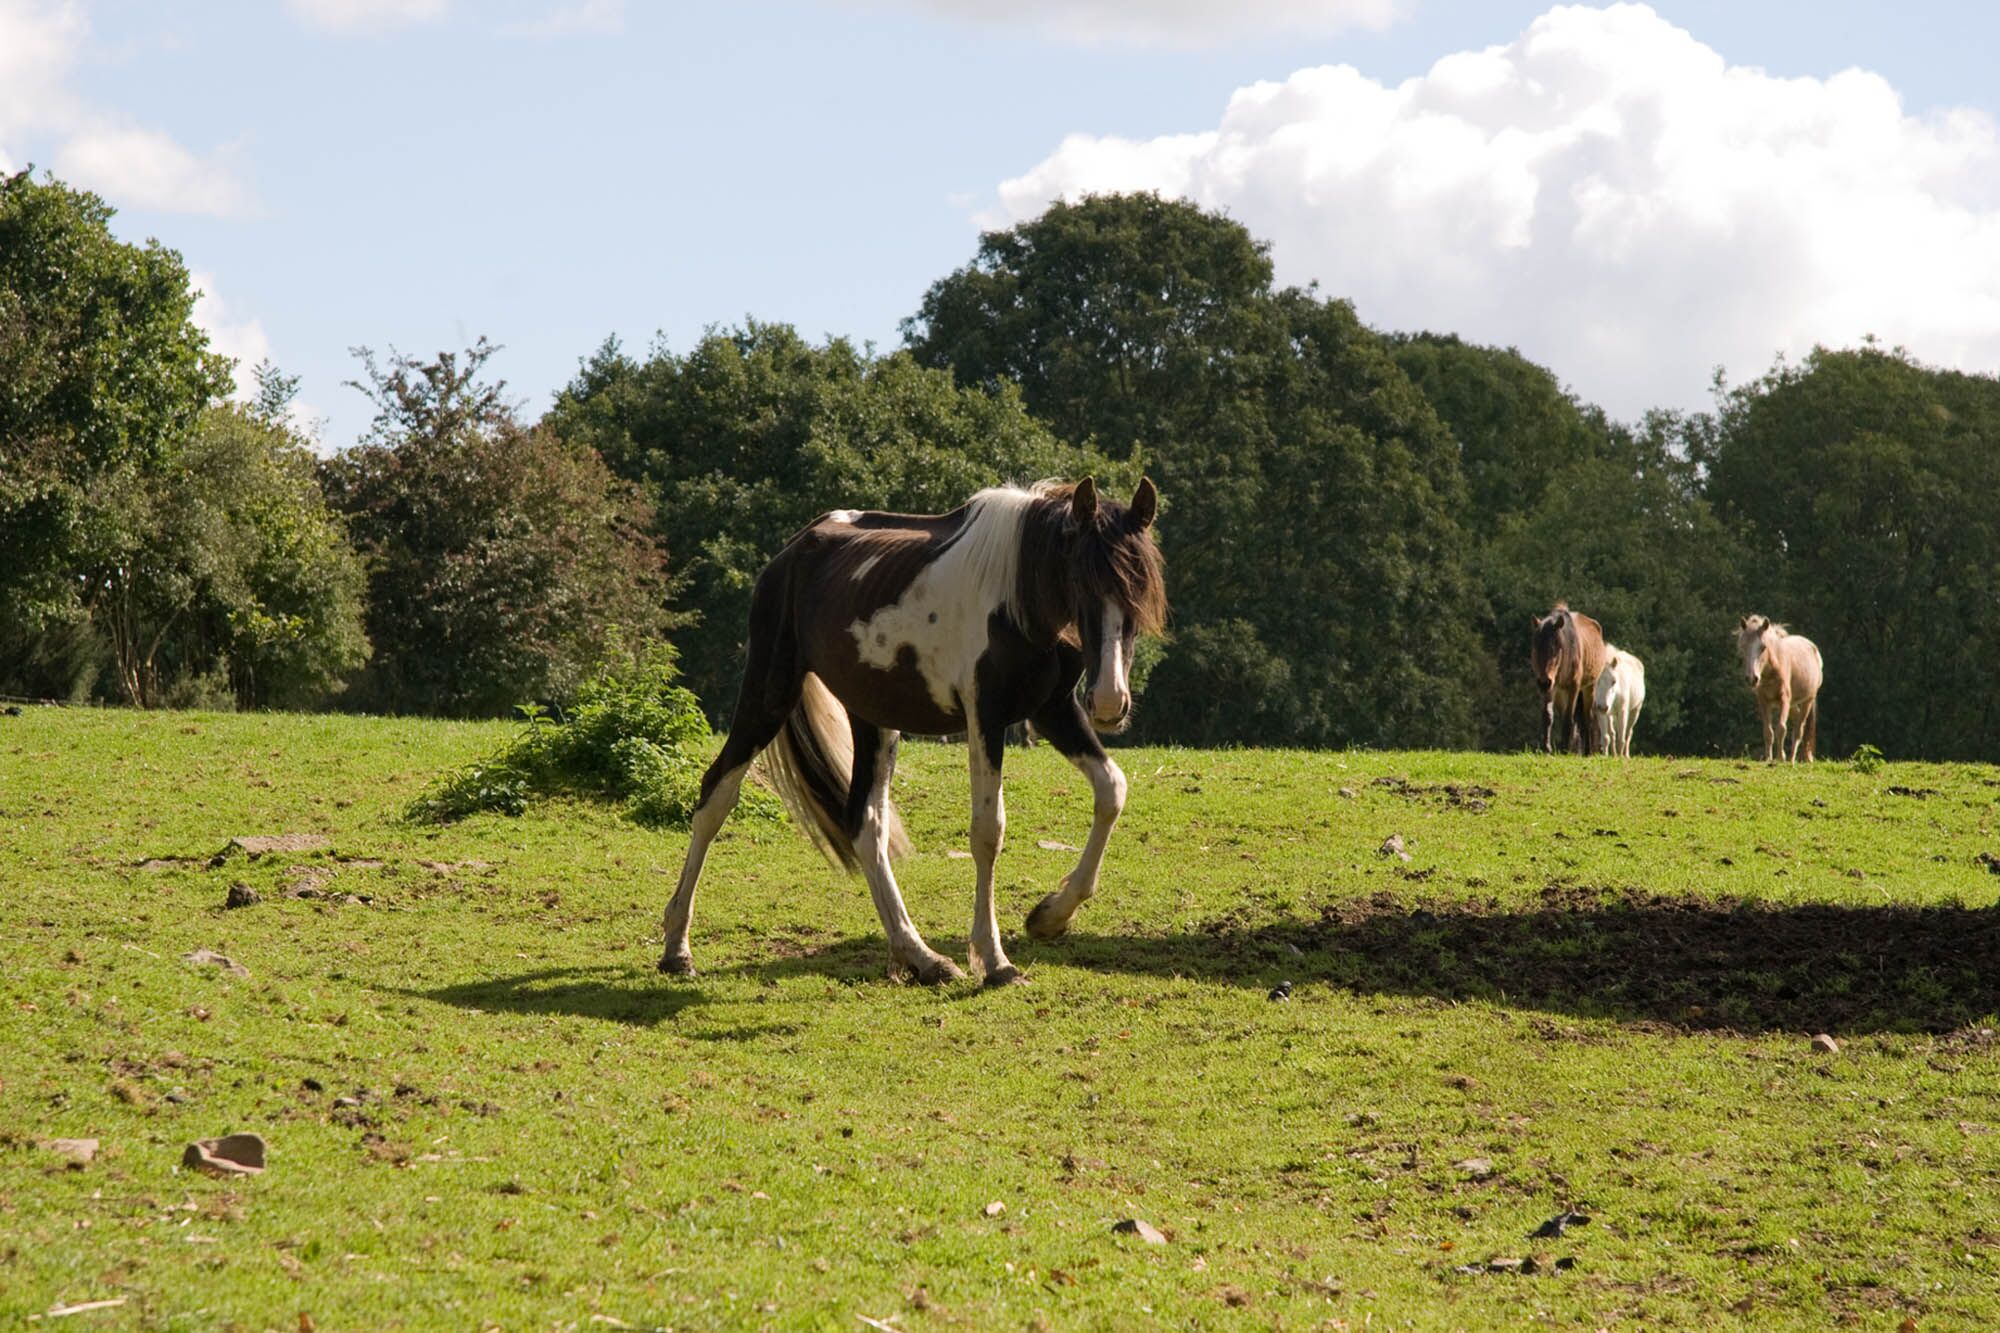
[1541, 694, 1556, 754]
[661, 578, 800, 975]
[661, 696, 796, 975]
[1593, 704, 1612, 755]
[1023, 695, 1126, 941]
[850, 723, 962, 984]
[963, 723, 1020, 986]
[1802, 697, 1818, 762]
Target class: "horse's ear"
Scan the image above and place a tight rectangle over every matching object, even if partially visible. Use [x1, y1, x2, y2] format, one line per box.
[1129, 477, 1158, 530]
[1071, 477, 1098, 525]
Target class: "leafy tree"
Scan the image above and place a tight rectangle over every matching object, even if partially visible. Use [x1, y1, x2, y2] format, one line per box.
[905, 193, 1483, 746]
[322, 342, 674, 716]
[75, 404, 371, 708]
[543, 324, 1126, 717]
[1705, 346, 2000, 759]
[0, 169, 230, 626]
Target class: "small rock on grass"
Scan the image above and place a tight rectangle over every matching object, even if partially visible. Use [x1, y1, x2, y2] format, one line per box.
[982, 1201, 1006, 1218]
[1811, 1033, 1840, 1055]
[1378, 833, 1412, 862]
[182, 949, 250, 978]
[1112, 1218, 1167, 1244]
[1454, 1157, 1495, 1179]
[224, 883, 259, 909]
[1530, 1210, 1590, 1239]
[44, 1137, 98, 1168]
[183, 1132, 266, 1176]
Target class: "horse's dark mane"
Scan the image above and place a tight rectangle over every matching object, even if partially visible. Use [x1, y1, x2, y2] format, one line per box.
[1015, 483, 1167, 643]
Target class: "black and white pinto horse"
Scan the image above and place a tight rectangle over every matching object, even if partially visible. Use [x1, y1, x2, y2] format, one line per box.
[659, 477, 1166, 987]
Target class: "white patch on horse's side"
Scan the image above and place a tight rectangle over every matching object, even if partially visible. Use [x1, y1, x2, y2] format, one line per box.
[846, 485, 1038, 716]
[852, 553, 882, 581]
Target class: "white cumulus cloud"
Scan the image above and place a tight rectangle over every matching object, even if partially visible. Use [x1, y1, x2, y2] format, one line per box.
[861, 0, 1404, 48]
[988, 2, 2000, 417]
[286, 0, 449, 34]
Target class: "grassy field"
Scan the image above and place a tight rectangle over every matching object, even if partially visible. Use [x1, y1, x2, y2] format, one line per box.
[3, 707, 1998, 1330]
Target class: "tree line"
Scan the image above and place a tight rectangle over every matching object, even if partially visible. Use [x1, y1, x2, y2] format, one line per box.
[5, 170, 1997, 759]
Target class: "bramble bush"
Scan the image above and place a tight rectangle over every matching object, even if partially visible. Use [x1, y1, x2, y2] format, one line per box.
[409, 644, 781, 828]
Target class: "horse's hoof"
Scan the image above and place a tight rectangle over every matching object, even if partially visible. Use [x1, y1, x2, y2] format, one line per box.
[907, 956, 964, 986]
[657, 952, 696, 977]
[982, 964, 1027, 988]
[1025, 894, 1071, 940]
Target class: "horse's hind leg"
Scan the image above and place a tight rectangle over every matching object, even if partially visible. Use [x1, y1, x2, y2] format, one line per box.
[1024, 695, 1126, 943]
[1802, 698, 1818, 762]
[660, 583, 801, 975]
[849, 722, 963, 985]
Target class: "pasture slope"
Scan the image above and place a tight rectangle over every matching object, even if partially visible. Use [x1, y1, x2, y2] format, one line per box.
[3, 708, 1998, 1331]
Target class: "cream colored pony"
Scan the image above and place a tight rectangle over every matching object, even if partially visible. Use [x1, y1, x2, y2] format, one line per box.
[1592, 645, 1645, 757]
[1736, 615, 1822, 762]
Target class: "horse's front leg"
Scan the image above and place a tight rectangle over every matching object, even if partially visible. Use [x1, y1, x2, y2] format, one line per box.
[1024, 695, 1125, 942]
[966, 720, 1020, 986]
[1540, 694, 1555, 754]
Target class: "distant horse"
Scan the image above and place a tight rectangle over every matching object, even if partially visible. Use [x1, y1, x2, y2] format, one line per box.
[1592, 645, 1646, 758]
[659, 478, 1166, 986]
[1529, 603, 1607, 755]
[1736, 615, 1822, 762]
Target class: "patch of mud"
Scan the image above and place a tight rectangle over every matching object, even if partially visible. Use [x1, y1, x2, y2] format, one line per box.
[1369, 776, 1497, 813]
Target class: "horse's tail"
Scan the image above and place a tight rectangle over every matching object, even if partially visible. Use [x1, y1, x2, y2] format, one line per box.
[760, 672, 908, 872]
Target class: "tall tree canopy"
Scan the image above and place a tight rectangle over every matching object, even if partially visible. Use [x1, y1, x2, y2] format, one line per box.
[0, 169, 231, 626]
[905, 193, 1483, 746]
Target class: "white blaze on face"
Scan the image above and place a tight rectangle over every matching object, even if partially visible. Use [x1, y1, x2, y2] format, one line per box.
[1088, 601, 1130, 725]
[1740, 627, 1766, 685]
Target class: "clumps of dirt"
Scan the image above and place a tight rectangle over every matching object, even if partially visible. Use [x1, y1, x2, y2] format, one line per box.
[1370, 775, 1496, 813]
[1294, 883, 2000, 1034]
[1886, 785, 1941, 799]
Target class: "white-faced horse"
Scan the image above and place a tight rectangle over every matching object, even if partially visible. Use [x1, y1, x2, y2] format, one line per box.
[659, 478, 1166, 986]
[1592, 645, 1646, 758]
[1736, 615, 1822, 762]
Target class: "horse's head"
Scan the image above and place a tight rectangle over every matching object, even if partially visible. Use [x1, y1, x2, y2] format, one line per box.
[1736, 614, 1772, 685]
[1061, 477, 1166, 732]
[1528, 608, 1567, 696]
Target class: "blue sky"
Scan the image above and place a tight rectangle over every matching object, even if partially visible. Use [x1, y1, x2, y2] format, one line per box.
[5, 1, 1997, 446]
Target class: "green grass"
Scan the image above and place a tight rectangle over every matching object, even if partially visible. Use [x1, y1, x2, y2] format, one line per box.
[3, 708, 1999, 1330]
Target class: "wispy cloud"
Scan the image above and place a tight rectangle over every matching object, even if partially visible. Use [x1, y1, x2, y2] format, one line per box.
[505, 0, 622, 38]
[989, 2, 2000, 417]
[286, 0, 449, 35]
[849, 0, 1405, 49]
[0, 0, 256, 217]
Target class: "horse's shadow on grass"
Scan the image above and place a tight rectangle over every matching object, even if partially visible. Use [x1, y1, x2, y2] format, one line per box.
[387, 966, 795, 1040]
[746, 889, 2000, 1035]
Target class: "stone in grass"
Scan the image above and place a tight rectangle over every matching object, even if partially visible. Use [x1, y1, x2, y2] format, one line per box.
[45, 1137, 98, 1168]
[1811, 1033, 1840, 1055]
[183, 1132, 266, 1176]
[1378, 833, 1412, 862]
[1454, 1157, 1495, 1180]
[182, 949, 250, 978]
[1112, 1218, 1168, 1244]
[983, 1201, 1006, 1218]
[224, 883, 260, 909]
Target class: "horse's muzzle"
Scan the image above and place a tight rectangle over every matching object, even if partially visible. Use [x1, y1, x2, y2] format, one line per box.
[1090, 703, 1132, 734]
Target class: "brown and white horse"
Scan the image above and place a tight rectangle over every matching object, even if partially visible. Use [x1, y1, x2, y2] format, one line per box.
[659, 478, 1166, 986]
[1529, 603, 1607, 755]
[1736, 615, 1822, 762]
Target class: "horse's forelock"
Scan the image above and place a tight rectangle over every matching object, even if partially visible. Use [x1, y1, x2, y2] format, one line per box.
[1078, 502, 1167, 635]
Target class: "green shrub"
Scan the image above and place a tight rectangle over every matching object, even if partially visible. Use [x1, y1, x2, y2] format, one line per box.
[409, 645, 780, 828]
[1850, 743, 1885, 775]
